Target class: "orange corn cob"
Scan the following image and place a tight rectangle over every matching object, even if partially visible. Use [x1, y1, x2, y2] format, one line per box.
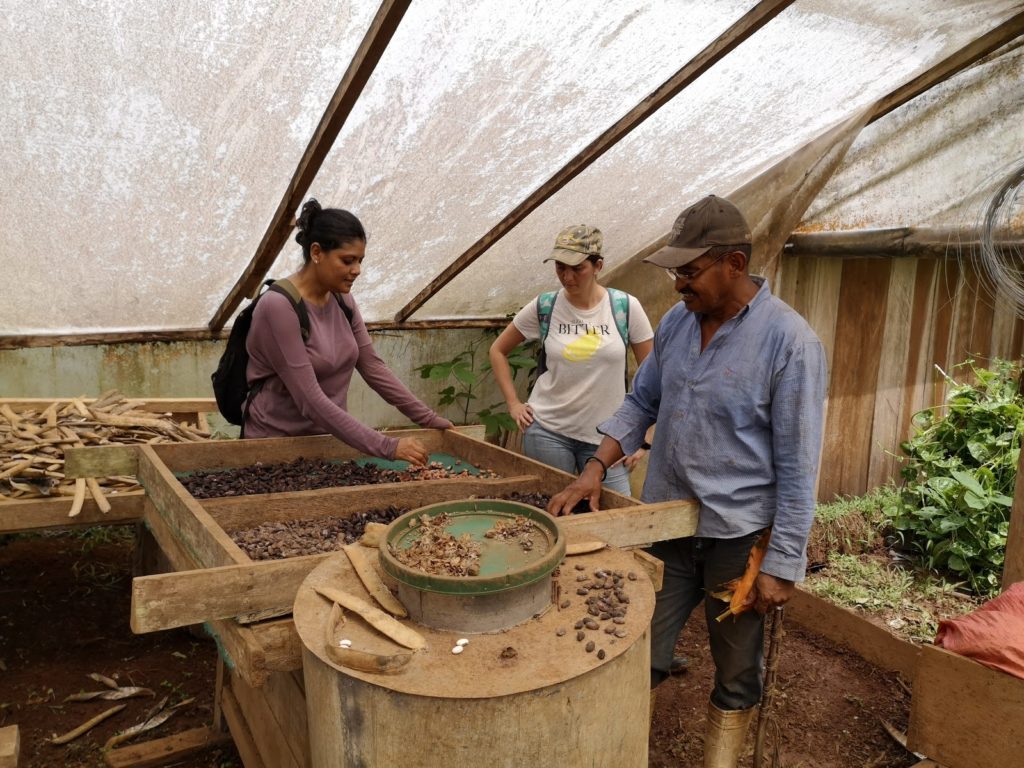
[711, 529, 771, 622]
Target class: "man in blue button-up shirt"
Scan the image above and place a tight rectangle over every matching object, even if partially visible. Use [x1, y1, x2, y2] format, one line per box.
[549, 195, 826, 768]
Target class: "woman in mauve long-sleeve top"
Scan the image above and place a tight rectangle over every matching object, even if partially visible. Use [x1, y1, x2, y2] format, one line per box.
[243, 199, 452, 464]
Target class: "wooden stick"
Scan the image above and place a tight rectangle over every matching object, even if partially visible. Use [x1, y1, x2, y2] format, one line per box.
[68, 478, 86, 517]
[49, 704, 126, 744]
[86, 478, 112, 514]
[0, 460, 32, 481]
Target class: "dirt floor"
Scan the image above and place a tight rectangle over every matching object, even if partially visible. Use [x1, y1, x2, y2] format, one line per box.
[0, 527, 239, 768]
[1, 527, 922, 768]
[650, 612, 918, 768]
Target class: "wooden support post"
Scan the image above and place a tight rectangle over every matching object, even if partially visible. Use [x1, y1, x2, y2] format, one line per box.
[210, 0, 413, 331]
[1003, 444, 1024, 588]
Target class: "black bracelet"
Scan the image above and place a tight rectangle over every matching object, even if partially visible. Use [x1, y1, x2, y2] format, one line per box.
[640, 441, 652, 450]
[584, 455, 608, 481]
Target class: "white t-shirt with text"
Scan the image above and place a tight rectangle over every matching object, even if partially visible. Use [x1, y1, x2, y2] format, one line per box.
[512, 289, 653, 444]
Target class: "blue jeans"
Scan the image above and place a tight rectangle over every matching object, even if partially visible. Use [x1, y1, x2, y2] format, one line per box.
[646, 531, 766, 710]
[522, 420, 632, 496]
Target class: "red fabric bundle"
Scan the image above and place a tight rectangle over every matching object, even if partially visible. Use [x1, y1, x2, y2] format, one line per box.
[935, 582, 1024, 680]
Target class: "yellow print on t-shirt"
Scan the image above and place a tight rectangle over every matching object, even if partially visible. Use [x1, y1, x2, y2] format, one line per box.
[563, 327, 602, 362]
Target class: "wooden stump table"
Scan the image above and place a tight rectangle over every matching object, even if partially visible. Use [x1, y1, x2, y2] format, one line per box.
[293, 545, 656, 768]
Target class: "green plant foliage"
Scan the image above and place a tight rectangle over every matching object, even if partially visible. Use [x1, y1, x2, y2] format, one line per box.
[883, 359, 1022, 596]
[414, 329, 536, 441]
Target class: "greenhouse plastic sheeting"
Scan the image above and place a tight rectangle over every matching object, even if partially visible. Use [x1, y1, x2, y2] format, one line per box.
[1, 0, 1021, 333]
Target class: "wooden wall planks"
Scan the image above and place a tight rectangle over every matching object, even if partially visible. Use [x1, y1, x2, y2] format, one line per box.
[782, 255, 1023, 501]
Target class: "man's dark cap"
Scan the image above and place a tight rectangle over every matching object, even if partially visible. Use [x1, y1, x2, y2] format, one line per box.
[644, 195, 751, 269]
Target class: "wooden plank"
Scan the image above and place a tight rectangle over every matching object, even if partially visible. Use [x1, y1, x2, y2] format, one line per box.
[229, 674, 302, 768]
[137, 445, 247, 568]
[442, 430, 637, 508]
[929, 259, 960, 407]
[1, 397, 216, 414]
[1004, 445, 1024, 587]
[142, 500, 271, 688]
[65, 445, 139, 479]
[632, 549, 664, 592]
[132, 555, 327, 633]
[132, 498, 694, 633]
[560, 500, 698, 548]
[202, 475, 547, 532]
[0, 491, 143, 534]
[260, 672, 309, 768]
[952, 266, 981, 366]
[907, 644, 1024, 768]
[0, 725, 18, 768]
[103, 725, 231, 768]
[990, 283, 1019, 360]
[897, 259, 939, 457]
[247, 618, 304, 677]
[787, 588, 920, 677]
[0, 321, 512, 350]
[148, 428, 447, 473]
[210, 0, 413, 331]
[393, 0, 794, 321]
[818, 259, 892, 499]
[790, 257, 843, 377]
[220, 686, 267, 768]
[868, 257, 916, 489]
[968, 270, 996, 363]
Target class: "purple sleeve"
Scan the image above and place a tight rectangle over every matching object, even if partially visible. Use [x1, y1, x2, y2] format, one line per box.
[348, 299, 453, 429]
[251, 294, 400, 458]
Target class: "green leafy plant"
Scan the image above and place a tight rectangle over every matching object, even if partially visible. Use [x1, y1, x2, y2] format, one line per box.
[883, 359, 1022, 596]
[414, 329, 536, 443]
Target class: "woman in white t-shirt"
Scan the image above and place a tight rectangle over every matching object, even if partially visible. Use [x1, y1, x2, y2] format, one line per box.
[489, 224, 654, 496]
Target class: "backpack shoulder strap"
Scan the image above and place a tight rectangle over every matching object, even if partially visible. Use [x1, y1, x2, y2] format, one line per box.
[267, 278, 311, 342]
[536, 290, 559, 343]
[606, 287, 630, 346]
[334, 292, 354, 324]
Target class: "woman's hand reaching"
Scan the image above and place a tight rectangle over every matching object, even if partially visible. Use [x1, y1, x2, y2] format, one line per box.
[394, 436, 430, 466]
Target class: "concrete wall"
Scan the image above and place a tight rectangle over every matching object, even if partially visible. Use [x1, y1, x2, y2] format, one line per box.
[0, 329, 521, 432]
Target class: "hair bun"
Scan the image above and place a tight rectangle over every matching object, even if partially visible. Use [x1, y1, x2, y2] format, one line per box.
[295, 198, 322, 247]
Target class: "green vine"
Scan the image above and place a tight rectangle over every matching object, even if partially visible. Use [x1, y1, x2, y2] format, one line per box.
[883, 359, 1022, 596]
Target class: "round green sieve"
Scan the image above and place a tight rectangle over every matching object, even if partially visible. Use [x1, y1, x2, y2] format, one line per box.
[378, 499, 565, 596]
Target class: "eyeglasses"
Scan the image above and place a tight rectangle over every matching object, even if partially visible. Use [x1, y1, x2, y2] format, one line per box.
[664, 253, 726, 282]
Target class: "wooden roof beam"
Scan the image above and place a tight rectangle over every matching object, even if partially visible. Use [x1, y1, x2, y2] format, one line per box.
[869, 9, 1024, 125]
[0, 317, 509, 351]
[393, 0, 795, 322]
[209, 0, 412, 332]
[607, 10, 1024, 278]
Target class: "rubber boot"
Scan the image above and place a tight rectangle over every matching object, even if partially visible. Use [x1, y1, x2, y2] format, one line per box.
[703, 702, 756, 768]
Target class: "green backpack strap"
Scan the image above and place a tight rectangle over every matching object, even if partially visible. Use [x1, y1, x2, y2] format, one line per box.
[537, 290, 558, 342]
[606, 288, 630, 348]
[607, 288, 631, 390]
[535, 290, 559, 377]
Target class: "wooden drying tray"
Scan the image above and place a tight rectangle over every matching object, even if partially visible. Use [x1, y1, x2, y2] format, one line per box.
[75, 429, 697, 687]
[0, 397, 215, 534]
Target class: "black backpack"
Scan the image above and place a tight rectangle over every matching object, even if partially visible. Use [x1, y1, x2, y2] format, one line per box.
[211, 278, 354, 428]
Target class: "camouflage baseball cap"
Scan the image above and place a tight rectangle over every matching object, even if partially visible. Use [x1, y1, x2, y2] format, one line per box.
[544, 224, 603, 266]
[644, 195, 751, 269]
